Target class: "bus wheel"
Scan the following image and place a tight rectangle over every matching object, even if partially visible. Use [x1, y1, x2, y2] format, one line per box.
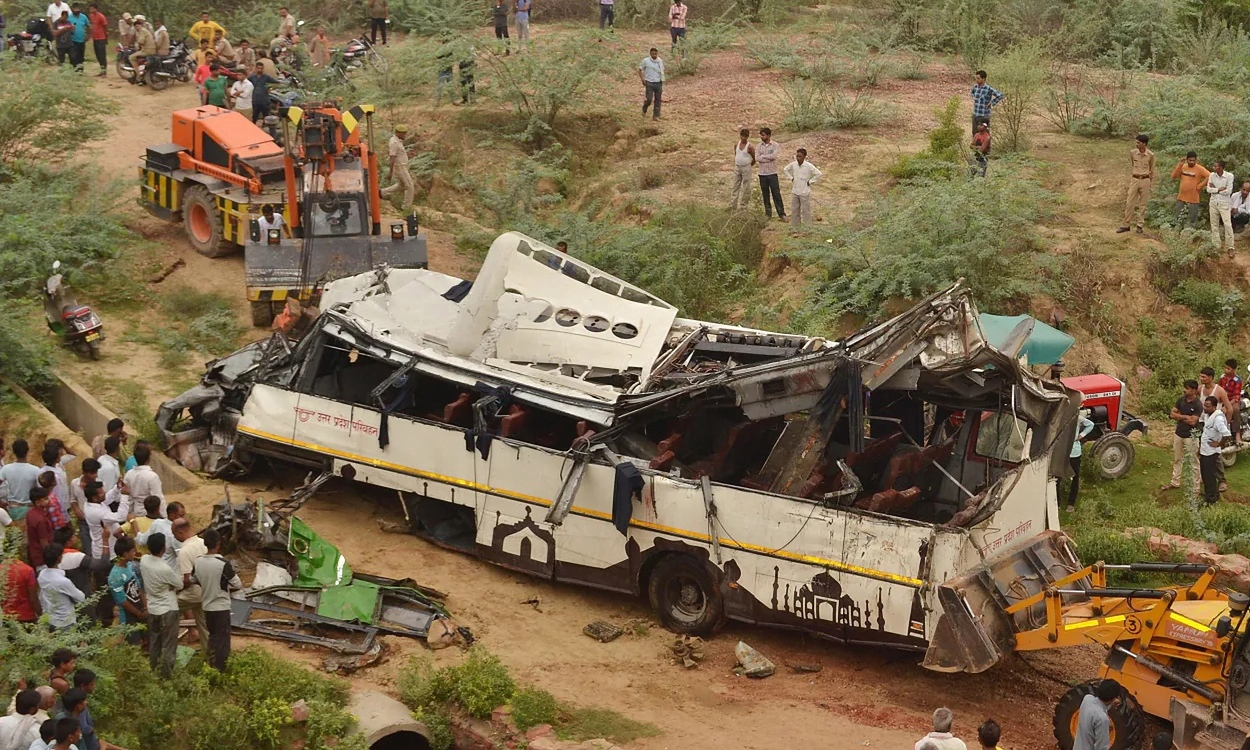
[648, 555, 724, 636]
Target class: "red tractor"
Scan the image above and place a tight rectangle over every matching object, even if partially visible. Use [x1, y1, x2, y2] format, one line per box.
[1060, 373, 1148, 479]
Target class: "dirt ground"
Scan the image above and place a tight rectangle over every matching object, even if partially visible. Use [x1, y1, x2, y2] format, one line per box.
[46, 22, 1218, 749]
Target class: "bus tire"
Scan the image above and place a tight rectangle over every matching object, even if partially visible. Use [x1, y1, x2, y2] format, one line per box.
[647, 555, 724, 637]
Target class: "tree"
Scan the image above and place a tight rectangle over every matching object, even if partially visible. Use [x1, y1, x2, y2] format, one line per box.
[0, 66, 116, 166]
[992, 40, 1048, 152]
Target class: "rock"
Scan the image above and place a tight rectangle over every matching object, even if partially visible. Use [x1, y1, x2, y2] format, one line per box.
[428, 618, 459, 650]
[1135, 364, 1153, 382]
[290, 699, 310, 723]
[733, 641, 775, 678]
[492, 704, 515, 730]
[525, 724, 555, 740]
[528, 737, 563, 750]
[787, 663, 822, 674]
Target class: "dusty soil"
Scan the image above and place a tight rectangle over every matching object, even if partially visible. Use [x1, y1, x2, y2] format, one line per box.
[44, 21, 1217, 749]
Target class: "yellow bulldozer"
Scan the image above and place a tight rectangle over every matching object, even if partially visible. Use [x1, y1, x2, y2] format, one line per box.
[924, 531, 1250, 750]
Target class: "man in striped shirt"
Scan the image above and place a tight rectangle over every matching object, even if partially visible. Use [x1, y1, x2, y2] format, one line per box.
[669, 0, 686, 53]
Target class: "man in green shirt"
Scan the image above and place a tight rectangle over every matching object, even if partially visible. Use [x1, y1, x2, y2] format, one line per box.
[203, 65, 229, 107]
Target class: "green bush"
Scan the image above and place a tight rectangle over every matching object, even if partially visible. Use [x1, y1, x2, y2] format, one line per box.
[1169, 279, 1246, 325]
[779, 77, 830, 132]
[991, 40, 1048, 152]
[397, 656, 456, 711]
[248, 697, 293, 749]
[0, 66, 117, 165]
[188, 703, 252, 750]
[1131, 78, 1250, 171]
[413, 707, 454, 750]
[513, 687, 560, 730]
[453, 648, 517, 719]
[889, 97, 964, 181]
[219, 647, 350, 708]
[1069, 527, 1152, 565]
[795, 163, 1058, 326]
[305, 699, 359, 750]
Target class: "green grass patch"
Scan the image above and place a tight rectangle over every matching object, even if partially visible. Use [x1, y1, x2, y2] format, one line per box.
[109, 381, 161, 446]
[555, 707, 662, 744]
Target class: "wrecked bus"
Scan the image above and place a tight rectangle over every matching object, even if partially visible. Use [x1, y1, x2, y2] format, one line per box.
[157, 232, 1082, 657]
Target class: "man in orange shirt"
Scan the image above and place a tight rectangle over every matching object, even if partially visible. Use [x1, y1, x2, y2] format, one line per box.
[1172, 150, 1210, 229]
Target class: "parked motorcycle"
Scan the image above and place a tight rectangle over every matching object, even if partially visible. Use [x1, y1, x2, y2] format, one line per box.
[341, 28, 387, 73]
[6, 18, 56, 63]
[139, 38, 193, 90]
[44, 261, 105, 360]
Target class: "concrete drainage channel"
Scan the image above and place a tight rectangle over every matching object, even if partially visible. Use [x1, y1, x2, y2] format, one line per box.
[11, 375, 432, 750]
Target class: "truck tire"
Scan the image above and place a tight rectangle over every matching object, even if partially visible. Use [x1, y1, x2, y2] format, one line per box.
[250, 301, 276, 328]
[1053, 680, 1144, 750]
[1091, 432, 1134, 480]
[182, 184, 236, 258]
[647, 555, 725, 637]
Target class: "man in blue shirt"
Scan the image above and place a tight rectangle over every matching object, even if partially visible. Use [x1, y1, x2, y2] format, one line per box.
[247, 61, 278, 124]
[107, 537, 145, 644]
[67, 3, 90, 71]
[970, 69, 1004, 136]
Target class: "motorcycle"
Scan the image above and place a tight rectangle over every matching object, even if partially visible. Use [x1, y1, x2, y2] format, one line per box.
[139, 38, 193, 90]
[115, 43, 135, 80]
[43, 261, 105, 360]
[1219, 365, 1250, 468]
[341, 27, 387, 73]
[6, 18, 56, 63]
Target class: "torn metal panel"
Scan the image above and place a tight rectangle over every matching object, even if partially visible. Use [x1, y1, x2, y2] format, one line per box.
[229, 596, 379, 653]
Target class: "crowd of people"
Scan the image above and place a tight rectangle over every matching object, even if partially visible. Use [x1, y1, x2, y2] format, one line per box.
[0, 419, 243, 750]
[1166, 360, 1243, 505]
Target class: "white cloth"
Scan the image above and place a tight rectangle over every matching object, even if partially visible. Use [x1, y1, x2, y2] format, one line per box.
[37, 567, 85, 628]
[1207, 170, 1236, 203]
[734, 141, 753, 167]
[1234, 190, 1250, 216]
[230, 78, 254, 110]
[914, 733, 968, 750]
[783, 160, 822, 196]
[82, 488, 130, 560]
[0, 713, 39, 750]
[1201, 411, 1231, 456]
[122, 464, 164, 517]
[177, 535, 208, 601]
[136, 518, 180, 569]
[96, 455, 119, 493]
[139, 554, 183, 615]
[0, 508, 10, 527]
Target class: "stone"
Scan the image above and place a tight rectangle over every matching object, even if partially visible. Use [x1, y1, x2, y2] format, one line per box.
[525, 724, 555, 740]
[527, 738, 563, 750]
[733, 641, 775, 678]
[290, 699, 310, 723]
[492, 704, 514, 727]
[1134, 364, 1153, 382]
[427, 618, 459, 650]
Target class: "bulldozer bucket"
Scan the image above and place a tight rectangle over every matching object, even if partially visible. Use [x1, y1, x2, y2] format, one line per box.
[923, 530, 1084, 673]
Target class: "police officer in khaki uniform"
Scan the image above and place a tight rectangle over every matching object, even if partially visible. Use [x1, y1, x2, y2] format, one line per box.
[380, 125, 414, 210]
[131, 15, 155, 76]
[1118, 134, 1155, 234]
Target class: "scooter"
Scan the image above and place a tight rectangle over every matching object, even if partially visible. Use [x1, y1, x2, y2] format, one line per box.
[44, 261, 105, 360]
[341, 26, 387, 73]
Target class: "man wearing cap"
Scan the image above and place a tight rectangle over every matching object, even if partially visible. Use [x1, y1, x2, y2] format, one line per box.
[380, 125, 414, 210]
[131, 15, 154, 78]
[117, 11, 134, 46]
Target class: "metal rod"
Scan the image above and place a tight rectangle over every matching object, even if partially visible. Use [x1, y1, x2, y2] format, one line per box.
[1057, 588, 1171, 599]
[1103, 563, 1213, 574]
[1113, 645, 1221, 702]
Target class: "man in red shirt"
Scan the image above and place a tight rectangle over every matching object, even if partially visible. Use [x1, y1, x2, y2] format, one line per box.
[25, 487, 56, 569]
[1222, 357, 1244, 443]
[87, 2, 107, 76]
[1, 556, 41, 622]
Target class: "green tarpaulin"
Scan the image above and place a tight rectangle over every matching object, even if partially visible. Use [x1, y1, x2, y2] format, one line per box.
[289, 516, 354, 588]
[317, 581, 381, 623]
[977, 313, 1075, 366]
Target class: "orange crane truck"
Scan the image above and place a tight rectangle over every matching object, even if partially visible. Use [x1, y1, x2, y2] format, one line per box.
[139, 102, 426, 326]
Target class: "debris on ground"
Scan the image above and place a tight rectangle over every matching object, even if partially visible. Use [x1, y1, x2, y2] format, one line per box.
[583, 620, 624, 643]
[787, 663, 823, 674]
[733, 641, 776, 678]
[522, 596, 543, 613]
[668, 635, 706, 668]
[322, 642, 386, 674]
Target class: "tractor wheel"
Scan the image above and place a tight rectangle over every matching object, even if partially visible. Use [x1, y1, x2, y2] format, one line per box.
[250, 301, 276, 328]
[1053, 680, 1145, 750]
[181, 185, 236, 258]
[1091, 432, 1134, 480]
[647, 555, 725, 637]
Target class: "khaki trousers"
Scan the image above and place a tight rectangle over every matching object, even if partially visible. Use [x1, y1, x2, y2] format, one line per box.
[381, 167, 415, 209]
[1211, 199, 1234, 249]
[790, 194, 811, 228]
[179, 594, 211, 656]
[1172, 434, 1200, 492]
[730, 164, 752, 209]
[1123, 176, 1150, 228]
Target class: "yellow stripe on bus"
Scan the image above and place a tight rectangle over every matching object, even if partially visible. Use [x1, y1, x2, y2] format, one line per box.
[236, 424, 925, 588]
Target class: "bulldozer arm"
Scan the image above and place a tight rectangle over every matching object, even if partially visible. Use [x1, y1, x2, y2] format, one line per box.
[923, 530, 1085, 673]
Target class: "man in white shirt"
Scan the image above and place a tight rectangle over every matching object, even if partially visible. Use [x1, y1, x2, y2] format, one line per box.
[140, 533, 184, 677]
[1200, 395, 1231, 505]
[0, 690, 41, 750]
[914, 707, 968, 750]
[0, 440, 42, 522]
[122, 443, 163, 517]
[174, 519, 211, 655]
[1207, 159, 1236, 256]
[37, 545, 86, 629]
[782, 148, 822, 231]
[82, 480, 130, 565]
[230, 75, 254, 119]
[97, 436, 120, 492]
[39, 442, 72, 513]
[46, 0, 71, 28]
[135, 501, 183, 569]
[638, 47, 664, 121]
[1232, 180, 1250, 232]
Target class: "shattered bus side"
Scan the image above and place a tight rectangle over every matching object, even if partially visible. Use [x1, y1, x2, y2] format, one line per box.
[159, 232, 1082, 656]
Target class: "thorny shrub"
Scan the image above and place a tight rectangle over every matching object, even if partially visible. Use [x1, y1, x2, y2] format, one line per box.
[513, 686, 560, 730]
